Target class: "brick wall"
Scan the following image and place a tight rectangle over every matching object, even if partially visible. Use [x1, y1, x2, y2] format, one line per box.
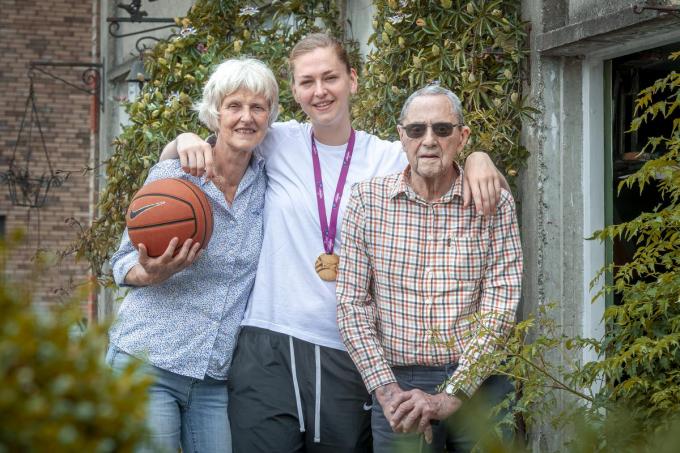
[0, 0, 97, 314]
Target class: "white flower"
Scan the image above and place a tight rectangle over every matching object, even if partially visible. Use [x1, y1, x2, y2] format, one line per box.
[165, 91, 180, 107]
[179, 26, 197, 38]
[387, 13, 406, 24]
[239, 6, 259, 16]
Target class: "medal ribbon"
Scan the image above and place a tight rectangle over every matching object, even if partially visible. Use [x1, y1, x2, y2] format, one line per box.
[311, 129, 356, 255]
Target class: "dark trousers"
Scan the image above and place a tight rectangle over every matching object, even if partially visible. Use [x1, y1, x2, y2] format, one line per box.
[371, 365, 514, 453]
[228, 326, 372, 453]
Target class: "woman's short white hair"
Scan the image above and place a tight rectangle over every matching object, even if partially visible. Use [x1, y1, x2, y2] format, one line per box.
[195, 58, 279, 131]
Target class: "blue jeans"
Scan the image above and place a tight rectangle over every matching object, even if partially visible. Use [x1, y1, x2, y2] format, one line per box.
[371, 365, 514, 453]
[106, 345, 231, 453]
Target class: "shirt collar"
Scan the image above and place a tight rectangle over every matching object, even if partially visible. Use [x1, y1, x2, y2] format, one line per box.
[250, 148, 266, 170]
[389, 162, 464, 202]
[206, 134, 266, 169]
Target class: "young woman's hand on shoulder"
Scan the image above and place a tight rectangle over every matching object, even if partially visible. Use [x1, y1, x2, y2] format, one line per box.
[462, 151, 509, 216]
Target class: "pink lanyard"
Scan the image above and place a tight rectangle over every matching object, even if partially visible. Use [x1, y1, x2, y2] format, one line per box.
[310, 129, 356, 255]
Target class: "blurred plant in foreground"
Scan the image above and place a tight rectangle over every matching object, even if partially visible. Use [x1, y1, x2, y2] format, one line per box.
[0, 232, 151, 452]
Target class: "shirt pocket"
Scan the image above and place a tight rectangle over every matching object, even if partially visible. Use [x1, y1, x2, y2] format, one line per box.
[443, 235, 489, 281]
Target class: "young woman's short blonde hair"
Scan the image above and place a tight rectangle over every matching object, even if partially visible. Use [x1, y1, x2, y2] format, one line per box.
[195, 58, 279, 131]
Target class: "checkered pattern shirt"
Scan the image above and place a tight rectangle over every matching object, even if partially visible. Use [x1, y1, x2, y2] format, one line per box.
[337, 165, 522, 396]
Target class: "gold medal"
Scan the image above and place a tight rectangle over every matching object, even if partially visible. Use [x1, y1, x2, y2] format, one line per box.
[315, 253, 339, 281]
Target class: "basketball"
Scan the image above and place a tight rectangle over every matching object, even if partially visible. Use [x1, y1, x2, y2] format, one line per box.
[126, 178, 213, 257]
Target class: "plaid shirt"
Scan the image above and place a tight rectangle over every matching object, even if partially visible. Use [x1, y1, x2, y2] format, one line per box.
[337, 165, 522, 396]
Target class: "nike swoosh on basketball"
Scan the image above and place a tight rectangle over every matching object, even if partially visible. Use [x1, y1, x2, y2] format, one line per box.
[129, 201, 166, 219]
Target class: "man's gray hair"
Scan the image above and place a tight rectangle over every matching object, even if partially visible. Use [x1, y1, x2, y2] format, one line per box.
[196, 57, 279, 131]
[398, 85, 465, 125]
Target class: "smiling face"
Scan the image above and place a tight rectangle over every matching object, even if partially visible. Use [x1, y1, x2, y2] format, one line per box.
[216, 88, 270, 153]
[291, 46, 358, 132]
[398, 94, 470, 186]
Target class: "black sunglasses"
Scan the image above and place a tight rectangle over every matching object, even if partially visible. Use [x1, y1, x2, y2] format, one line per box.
[400, 122, 463, 139]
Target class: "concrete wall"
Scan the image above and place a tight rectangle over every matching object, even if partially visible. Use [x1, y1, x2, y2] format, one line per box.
[568, 0, 632, 23]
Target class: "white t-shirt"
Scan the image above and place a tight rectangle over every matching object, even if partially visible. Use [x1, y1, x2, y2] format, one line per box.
[243, 120, 407, 349]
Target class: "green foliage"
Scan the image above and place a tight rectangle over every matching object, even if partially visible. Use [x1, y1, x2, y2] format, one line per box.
[353, 0, 532, 179]
[78, 0, 356, 277]
[0, 237, 151, 452]
[460, 52, 680, 452]
[78, 0, 531, 278]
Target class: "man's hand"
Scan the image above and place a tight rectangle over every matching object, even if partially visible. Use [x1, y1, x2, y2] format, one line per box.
[389, 389, 463, 443]
[124, 237, 203, 286]
[462, 151, 508, 216]
[159, 133, 215, 179]
[374, 383, 405, 427]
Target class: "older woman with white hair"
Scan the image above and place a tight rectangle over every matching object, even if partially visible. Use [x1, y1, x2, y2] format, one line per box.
[106, 57, 278, 453]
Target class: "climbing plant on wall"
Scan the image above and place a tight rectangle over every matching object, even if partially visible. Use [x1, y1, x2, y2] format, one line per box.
[77, 0, 356, 276]
[353, 0, 532, 181]
[78, 0, 532, 277]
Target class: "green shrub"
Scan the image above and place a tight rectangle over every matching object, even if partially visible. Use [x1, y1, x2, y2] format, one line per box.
[0, 236, 150, 452]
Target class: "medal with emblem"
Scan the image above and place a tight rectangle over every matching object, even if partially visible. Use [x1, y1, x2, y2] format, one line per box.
[315, 253, 340, 282]
[310, 129, 356, 281]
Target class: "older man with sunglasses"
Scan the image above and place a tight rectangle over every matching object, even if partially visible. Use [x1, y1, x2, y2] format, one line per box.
[337, 85, 523, 452]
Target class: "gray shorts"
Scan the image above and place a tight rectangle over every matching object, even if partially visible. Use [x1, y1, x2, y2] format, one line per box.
[227, 326, 372, 453]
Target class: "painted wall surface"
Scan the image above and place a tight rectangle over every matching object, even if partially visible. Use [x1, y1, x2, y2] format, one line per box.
[107, 0, 193, 68]
[101, 0, 192, 141]
[346, 0, 375, 57]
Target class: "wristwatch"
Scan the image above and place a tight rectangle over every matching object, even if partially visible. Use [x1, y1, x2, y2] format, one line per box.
[444, 382, 468, 401]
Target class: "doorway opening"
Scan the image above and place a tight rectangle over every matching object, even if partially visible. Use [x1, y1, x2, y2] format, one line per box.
[608, 42, 679, 305]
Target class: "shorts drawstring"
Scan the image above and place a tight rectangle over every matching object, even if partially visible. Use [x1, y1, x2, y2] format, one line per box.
[314, 344, 321, 443]
[289, 336, 305, 433]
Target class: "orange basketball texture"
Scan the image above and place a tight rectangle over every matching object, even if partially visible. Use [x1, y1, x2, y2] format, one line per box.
[126, 178, 213, 257]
